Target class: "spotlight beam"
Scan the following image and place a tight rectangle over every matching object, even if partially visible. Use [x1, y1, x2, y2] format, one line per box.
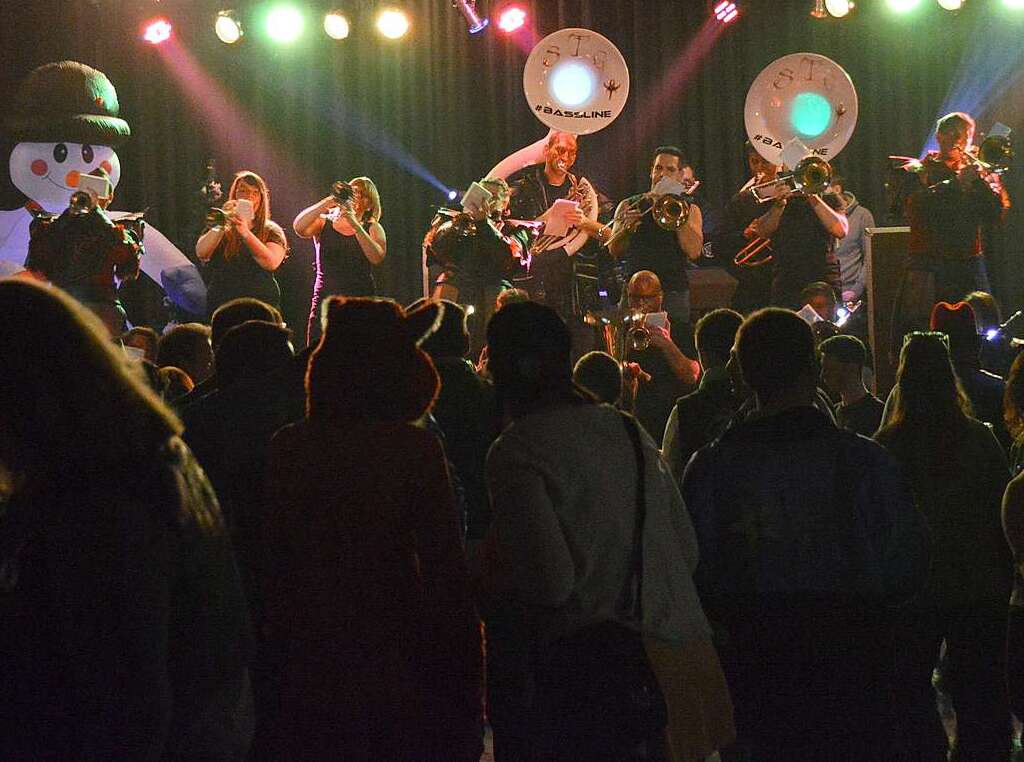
[154, 39, 316, 210]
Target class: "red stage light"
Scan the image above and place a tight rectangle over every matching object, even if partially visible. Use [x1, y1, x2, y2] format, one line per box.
[713, 1, 739, 23]
[143, 17, 173, 44]
[497, 5, 527, 33]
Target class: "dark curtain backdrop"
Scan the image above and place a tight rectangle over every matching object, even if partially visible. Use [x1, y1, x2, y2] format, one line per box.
[3, 0, 1022, 331]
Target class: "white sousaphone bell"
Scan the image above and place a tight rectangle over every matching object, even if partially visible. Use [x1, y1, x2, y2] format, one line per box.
[488, 28, 631, 256]
[744, 52, 858, 201]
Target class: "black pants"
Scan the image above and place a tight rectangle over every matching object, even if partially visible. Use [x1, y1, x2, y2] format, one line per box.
[892, 604, 1010, 762]
[717, 606, 896, 762]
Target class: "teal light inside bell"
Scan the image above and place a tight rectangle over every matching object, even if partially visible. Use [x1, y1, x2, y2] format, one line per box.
[790, 92, 832, 138]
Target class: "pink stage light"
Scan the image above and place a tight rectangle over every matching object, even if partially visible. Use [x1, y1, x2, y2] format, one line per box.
[713, 1, 739, 24]
[497, 5, 528, 33]
[143, 18, 173, 44]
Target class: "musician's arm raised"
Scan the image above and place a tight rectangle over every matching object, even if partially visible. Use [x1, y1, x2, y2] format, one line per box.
[808, 193, 848, 238]
[676, 204, 703, 262]
[607, 199, 637, 259]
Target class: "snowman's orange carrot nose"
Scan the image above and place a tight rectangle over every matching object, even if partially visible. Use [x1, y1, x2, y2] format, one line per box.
[66, 170, 81, 187]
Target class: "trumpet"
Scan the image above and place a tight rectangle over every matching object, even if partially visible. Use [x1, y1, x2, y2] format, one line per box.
[331, 180, 355, 205]
[749, 156, 832, 203]
[205, 207, 230, 231]
[625, 311, 652, 352]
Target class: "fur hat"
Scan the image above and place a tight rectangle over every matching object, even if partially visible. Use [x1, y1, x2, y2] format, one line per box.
[930, 301, 978, 355]
[5, 61, 131, 146]
[307, 297, 442, 423]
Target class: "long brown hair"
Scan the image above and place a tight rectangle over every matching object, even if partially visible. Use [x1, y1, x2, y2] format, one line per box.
[223, 170, 272, 260]
[878, 332, 973, 436]
[1004, 353, 1024, 442]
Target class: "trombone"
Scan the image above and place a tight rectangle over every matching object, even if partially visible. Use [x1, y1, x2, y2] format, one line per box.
[601, 192, 691, 248]
[749, 156, 832, 203]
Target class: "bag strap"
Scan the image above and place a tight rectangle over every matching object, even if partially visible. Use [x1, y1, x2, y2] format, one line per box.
[621, 413, 647, 622]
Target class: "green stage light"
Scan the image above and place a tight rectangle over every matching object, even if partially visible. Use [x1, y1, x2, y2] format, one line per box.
[266, 5, 305, 43]
[887, 0, 923, 12]
[790, 92, 832, 138]
[1004, 0, 1024, 9]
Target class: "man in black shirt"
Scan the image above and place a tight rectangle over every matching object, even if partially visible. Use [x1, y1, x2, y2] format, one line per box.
[745, 178, 847, 309]
[609, 146, 704, 347]
[819, 334, 884, 437]
[506, 132, 603, 320]
[622, 270, 700, 440]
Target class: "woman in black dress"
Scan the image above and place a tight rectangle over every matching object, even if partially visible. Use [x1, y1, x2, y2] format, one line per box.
[293, 177, 387, 345]
[196, 170, 288, 319]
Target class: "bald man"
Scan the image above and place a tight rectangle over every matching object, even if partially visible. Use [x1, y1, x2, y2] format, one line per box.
[623, 270, 700, 439]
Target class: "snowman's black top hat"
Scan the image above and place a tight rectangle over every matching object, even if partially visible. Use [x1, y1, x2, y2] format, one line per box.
[5, 61, 131, 146]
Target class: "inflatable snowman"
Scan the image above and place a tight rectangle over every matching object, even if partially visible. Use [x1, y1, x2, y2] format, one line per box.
[0, 61, 206, 315]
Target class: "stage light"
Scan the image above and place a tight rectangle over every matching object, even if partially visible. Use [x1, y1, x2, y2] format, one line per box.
[713, 1, 739, 24]
[215, 11, 243, 44]
[497, 5, 527, 33]
[143, 18, 173, 44]
[937, 0, 963, 9]
[550, 61, 596, 107]
[266, 5, 305, 43]
[825, 0, 853, 17]
[887, 0, 922, 13]
[376, 8, 410, 39]
[454, 0, 488, 35]
[324, 11, 350, 39]
[1003, 0, 1024, 9]
[447, 189, 459, 201]
[791, 92, 833, 138]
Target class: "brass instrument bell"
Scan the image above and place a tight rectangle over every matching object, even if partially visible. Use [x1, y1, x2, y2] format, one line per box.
[205, 207, 229, 231]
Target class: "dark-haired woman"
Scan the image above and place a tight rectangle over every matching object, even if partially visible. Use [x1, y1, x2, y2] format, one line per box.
[0, 280, 250, 759]
[292, 177, 386, 345]
[197, 170, 288, 319]
[876, 332, 1012, 761]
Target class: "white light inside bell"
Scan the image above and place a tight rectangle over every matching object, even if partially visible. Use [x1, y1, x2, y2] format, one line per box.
[825, 0, 853, 16]
[550, 62, 595, 107]
[937, 0, 963, 9]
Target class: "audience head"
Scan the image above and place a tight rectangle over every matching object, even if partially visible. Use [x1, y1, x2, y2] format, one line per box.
[487, 301, 572, 413]
[495, 287, 530, 312]
[210, 297, 283, 350]
[626, 270, 664, 314]
[307, 297, 441, 423]
[886, 331, 972, 428]
[1004, 352, 1024, 442]
[158, 366, 195, 402]
[156, 323, 214, 386]
[215, 320, 294, 388]
[694, 308, 743, 371]
[965, 291, 1002, 334]
[121, 326, 159, 362]
[800, 282, 838, 322]
[735, 308, 818, 406]
[573, 351, 623, 405]
[819, 335, 867, 397]
[410, 298, 469, 360]
[929, 301, 979, 363]
[0, 280, 180, 477]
